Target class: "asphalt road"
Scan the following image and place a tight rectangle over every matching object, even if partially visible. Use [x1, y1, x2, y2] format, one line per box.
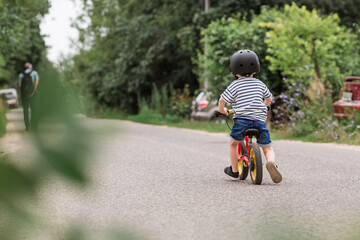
[2, 109, 360, 240]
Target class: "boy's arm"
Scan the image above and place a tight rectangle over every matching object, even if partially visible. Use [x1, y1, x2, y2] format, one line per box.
[264, 96, 272, 106]
[263, 84, 272, 107]
[218, 97, 228, 116]
[219, 84, 235, 116]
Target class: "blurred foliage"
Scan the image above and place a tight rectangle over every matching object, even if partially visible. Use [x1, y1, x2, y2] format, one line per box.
[1, 58, 144, 239]
[36, 59, 90, 183]
[0, 58, 92, 239]
[0, 0, 50, 88]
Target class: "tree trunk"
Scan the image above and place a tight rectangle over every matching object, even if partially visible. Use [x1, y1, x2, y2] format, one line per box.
[308, 38, 326, 99]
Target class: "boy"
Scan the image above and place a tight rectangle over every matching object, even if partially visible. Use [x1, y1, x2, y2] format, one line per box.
[218, 50, 282, 183]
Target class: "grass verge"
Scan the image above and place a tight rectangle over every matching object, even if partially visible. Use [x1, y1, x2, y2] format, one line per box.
[96, 109, 231, 133]
[96, 109, 360, 145]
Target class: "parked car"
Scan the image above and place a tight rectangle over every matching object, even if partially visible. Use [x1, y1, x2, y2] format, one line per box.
[190, 91, 218, 120]
[0, 88, 18, 108]
[333, 76, 360, 118]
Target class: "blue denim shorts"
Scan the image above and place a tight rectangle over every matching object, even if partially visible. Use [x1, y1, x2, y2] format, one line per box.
[230, 118, 272, 148]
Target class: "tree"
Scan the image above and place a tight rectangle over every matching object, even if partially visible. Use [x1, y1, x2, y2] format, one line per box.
[67, 0, 360, 113]
[262, 3, 360, 97]
[195, 7, 281, 98]
[69, 0, 202, 113]
[0, 0, 50, 88]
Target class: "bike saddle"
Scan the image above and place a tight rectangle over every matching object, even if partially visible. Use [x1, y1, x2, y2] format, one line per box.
[244, 128, 260, 138]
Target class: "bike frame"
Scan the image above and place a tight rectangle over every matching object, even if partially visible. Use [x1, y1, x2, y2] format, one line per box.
[213, 109, 252, 167]
[237, 136, 250, 166]
[214, 109, 263, 184]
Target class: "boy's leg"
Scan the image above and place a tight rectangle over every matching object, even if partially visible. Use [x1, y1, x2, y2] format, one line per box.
[224, 138, 241, 179]
[229, 138, 239, 172]
[225, 118, 248, 179]
[262, 146, 275, 163]
[262, 146, 282, 183]
[255, 121, 282, 183]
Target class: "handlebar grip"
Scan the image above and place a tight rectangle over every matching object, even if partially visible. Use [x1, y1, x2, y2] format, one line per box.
[213, 110, 222, 118]
[213, 109, 233, 118]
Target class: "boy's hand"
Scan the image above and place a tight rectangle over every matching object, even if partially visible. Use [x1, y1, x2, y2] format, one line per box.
[218, 107, 228, 116]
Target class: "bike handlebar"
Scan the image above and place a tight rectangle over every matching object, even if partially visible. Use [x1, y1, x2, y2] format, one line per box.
[212, 109, 234, 131]
[213, 109, 233, 118]
[213, 106, 270, 118]
[213, 107, 270, 131]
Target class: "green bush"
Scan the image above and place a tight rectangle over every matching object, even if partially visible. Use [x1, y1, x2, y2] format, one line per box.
[274, 89, 360, 143]
[260, 4, 360, 141]
[198, 3, 360, 143]
[289, 94, 338, 138]
[169, 84, 192, 119]
[198, 3, 360, 99]
[0, 99, 6, 137]
[196, 7, 280, 98]
[137, 83, 192, 122]
[262, 3, 360, 98]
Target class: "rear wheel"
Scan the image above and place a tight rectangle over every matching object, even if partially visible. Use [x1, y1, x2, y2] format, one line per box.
[249, 144, 263, 185]
[238, 142, 249, 180]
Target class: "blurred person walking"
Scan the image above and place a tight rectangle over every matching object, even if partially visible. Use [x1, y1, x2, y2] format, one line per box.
[18, 63, 39, 131]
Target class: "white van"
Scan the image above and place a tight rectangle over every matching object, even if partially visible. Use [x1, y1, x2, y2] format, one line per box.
[0, 88, 18, 108]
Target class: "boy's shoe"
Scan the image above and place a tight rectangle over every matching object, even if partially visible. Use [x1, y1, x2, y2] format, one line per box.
[266, 161, 282, 183]
[224, 166, 239, 180]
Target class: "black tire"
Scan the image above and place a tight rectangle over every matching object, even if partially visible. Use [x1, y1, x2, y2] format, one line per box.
[238, 142, 249, 180]
[249, 144, 263, 185]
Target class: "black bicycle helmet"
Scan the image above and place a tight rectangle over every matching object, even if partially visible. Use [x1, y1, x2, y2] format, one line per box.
[230, 50, 260, 78]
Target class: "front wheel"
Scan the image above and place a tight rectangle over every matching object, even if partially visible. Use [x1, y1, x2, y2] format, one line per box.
[238, 142, 249, 180]
[249, 144, 263, 185]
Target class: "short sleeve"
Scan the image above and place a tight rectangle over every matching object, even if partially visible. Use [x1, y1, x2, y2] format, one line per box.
[33, 71, 39, 81]
[18, 73, 23, 84]
[263, 85, 272, 99]
[221, 86, 235, 103]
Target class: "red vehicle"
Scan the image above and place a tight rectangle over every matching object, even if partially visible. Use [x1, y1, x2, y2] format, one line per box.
[333, 76, 360, 118]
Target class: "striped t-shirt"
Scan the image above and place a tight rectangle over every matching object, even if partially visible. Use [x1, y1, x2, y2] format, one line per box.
[221, 77, 272, 122]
